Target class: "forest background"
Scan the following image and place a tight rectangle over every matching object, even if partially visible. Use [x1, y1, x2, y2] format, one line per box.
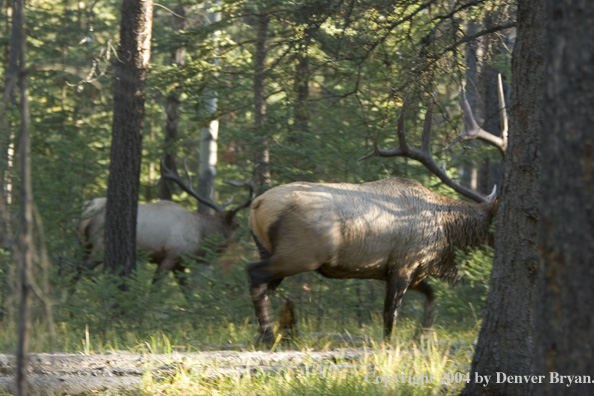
[0, 0, 512, 343]
[1, 0, 591, 395]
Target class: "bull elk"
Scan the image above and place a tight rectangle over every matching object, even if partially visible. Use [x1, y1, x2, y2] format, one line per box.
[247, 85, 506, 345]
[78, 162, 254, 294]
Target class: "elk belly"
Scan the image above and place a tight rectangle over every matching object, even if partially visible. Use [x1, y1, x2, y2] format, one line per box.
[317, 256, 387, 280]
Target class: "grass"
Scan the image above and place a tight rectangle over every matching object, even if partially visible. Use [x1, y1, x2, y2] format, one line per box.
[0, 243, 491, 395]
[137, 332, 476, 396]
[0, 315, 480, 395]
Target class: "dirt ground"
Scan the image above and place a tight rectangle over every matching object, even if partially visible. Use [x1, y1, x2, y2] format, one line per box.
[0, 346, 373, 395]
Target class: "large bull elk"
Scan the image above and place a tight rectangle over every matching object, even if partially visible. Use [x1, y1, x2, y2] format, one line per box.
[247, 86, 506, 345]
[78, 162, 253, 294]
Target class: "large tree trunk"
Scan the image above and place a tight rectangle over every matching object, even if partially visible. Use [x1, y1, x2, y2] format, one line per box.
[534, 1, 594, 394]
[252, 13, 270, 193]
[459, 1, 547, 395]
[104, 0, 153, 284]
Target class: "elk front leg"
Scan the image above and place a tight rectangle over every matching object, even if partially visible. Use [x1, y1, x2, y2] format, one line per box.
[172, 262, 193, 301]
[383, 275, 409, 341]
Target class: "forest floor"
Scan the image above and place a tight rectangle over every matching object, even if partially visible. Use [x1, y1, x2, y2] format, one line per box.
[0, 343, 374, 395]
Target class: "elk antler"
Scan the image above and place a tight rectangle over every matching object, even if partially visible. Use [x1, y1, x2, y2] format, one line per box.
[360, 97, 494, 204]
[444, 74, 508, 156]
[160, 159, 254, 213]
[160, 159, 229, 212]
[225, 180, 256, 216]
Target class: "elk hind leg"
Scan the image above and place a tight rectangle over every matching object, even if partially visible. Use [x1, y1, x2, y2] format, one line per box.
[247, 258, 286, 346]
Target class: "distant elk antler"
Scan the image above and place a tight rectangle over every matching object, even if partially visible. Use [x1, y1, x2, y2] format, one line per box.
[160, 159, 232, 212]
[160, 159, 254, 213]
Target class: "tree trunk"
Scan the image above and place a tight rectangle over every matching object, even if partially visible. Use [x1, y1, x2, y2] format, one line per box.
[1, 0, 19, 252]
[293, 52, 309, 137]
[460, 20, 481, 190]
[252, 13, 270, 193]
[463, 16, 507, 194]
[13, 0, 32, 393]
[159, 3, 185, 201]
[476, 13, 507, 195]
[534, 1, 594, 394]
[459, 1, 547, 395]
[198, 1, 221, 214]
[104, 0, 153, 284]
[198, 103, 218, 214]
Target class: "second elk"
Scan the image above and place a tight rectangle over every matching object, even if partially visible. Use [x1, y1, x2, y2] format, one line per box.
[78, 162, 253, 295]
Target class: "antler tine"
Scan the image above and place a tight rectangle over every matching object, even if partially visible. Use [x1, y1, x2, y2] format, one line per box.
[361, 97, 492, 204]
[220, 195, 235, 209]
[160, 159, 225, 212]
[359, 100, 409, 161]
[497, 73, 508, 152]
[225, 180, 256, 215]
[445, 76, 507, 156]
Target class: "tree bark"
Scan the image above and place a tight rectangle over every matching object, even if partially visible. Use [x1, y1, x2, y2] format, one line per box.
[459, 1, 547, 395]
[252, 13, 270, 193]
[534, 1, 594, 394]
[104, 0, 153, 283]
